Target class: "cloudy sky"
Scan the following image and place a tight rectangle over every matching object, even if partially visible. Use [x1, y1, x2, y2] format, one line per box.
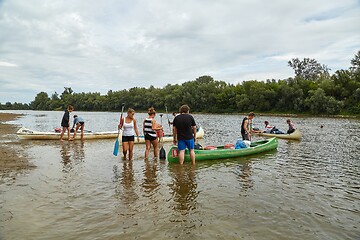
[0, 0, 359, 103]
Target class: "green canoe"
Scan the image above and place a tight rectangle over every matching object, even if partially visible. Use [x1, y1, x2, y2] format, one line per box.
[167, 137, 278, 163]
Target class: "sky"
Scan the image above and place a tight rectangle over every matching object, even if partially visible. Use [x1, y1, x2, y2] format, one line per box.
[0, 0, 359, 104]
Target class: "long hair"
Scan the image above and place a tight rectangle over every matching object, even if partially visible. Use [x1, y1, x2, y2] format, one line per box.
[148, 107, 156, 116]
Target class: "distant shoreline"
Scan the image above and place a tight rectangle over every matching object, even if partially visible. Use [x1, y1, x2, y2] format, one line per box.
[0, 113, 35, 175]
[1, 109, 359, 119]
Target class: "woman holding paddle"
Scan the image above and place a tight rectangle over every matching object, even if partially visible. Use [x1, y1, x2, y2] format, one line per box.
[143, 107, 163, 159]
[119, 108, 140, 160]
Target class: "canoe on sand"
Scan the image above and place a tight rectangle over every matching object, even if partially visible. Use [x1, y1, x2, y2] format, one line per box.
[167, 137, 278, 163]
[17, 126, 205, 142]
[257, 129, 302, 140]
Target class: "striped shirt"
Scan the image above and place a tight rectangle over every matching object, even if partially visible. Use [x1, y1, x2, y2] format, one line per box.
[143, 118, 156, 137]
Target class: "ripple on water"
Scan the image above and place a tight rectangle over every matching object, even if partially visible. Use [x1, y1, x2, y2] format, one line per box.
[1, 112, 360, 239]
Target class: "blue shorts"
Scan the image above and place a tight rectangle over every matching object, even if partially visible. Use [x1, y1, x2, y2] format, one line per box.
[178, 139, 195, 151]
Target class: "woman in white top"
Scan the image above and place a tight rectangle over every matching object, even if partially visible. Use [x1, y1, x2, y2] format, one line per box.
[119, 108, 139, 160]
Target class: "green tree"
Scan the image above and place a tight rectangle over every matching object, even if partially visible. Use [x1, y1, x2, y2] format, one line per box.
[305, 88, 343, 114]
[350, 50, 360, 74]
[30, 92, 51, 110]
[288, 58, 330, 81]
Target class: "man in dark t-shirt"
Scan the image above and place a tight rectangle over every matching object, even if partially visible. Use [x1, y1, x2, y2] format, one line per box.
[173, 104, 197, 165]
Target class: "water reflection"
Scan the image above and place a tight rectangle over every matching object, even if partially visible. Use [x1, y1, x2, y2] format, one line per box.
[168, 165, 198, 215]
[4, 111, 360, 240]
[233, 160, 254, 192]
[141, 158, 159, 196]
[60, 143, 71, 169]
[113, 160, 138, 205]
[60, 142, 85, 173]
[73, 142, 85, 162]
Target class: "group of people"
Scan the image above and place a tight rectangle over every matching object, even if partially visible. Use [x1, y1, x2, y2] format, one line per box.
[241, 112, 297, 140]
[117, 105, 197, 164]
[60, 105, 85, 142]
[59, 104, 198, 164]
[60, 106, 297, 165]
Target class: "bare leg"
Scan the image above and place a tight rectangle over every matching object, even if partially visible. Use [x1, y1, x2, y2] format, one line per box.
[59, 127, 67, 142]
[66, 127, 70, 140]
[80, 124, 84, 142]
[73, 124, 80, 140]
[145, 140, 151, 159]
[128, 141, 134, 160]
[152, 139, 159, 158]
[178, 150, 185, 164]
[122, 142, 129, 159]
[189, 149, 196, 165]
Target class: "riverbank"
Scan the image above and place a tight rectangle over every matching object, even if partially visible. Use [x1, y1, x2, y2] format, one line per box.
[0, 113, 34, 174]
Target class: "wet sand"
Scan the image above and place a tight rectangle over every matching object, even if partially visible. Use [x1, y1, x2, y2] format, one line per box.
[0, 113, 34, 173]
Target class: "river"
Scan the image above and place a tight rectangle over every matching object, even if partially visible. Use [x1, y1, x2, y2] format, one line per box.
[0, 110, 359, 240]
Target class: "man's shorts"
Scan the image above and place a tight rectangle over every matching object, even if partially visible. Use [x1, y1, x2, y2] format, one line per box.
[241, 133, 250, 141]
[178, 139, 195, 151]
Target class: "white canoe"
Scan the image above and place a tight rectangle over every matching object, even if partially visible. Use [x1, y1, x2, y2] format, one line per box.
[257, 129, 302, 140]
[17, 126, 205, 142]
[17, 127, 118, 140]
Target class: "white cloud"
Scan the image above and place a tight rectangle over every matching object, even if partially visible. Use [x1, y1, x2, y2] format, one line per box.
[0, 0, 359, 103]
[0, 61, 18, 67]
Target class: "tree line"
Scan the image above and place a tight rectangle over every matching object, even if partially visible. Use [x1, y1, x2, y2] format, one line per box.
[2, 51, 359, 115]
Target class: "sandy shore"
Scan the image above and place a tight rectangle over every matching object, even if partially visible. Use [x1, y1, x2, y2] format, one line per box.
[0, 113, 34, 173]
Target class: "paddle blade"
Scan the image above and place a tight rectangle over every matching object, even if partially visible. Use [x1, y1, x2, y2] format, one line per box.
[159, 146, 166, 160]
[113, 139, 119, 156]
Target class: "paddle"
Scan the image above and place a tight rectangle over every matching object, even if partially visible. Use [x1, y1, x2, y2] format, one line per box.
[165, 105, 171, 132]
[113, 103, 125, 156]
[159, 113, 166, 160]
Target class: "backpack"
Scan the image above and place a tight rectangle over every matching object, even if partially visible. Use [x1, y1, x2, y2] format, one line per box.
[235, 139, 247, 149]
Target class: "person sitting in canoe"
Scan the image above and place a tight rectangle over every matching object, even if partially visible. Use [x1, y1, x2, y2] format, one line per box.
[72, 114, 85, 141]
[286, 119, 296, 134]
[263, 121, 283, 134]
[263, 121, 274, 133]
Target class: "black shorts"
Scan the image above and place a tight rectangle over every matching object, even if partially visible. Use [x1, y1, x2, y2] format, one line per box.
[287, 129, 295, 134]
[77, 122, 84, 126]
[61, 123, 69, 128]
[122, 135, 134, 142]
[144, 133, 157, 141]
[241, 133, 250, 141]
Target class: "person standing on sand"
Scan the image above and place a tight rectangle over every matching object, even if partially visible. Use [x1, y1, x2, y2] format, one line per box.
[60, 105, 73, 142]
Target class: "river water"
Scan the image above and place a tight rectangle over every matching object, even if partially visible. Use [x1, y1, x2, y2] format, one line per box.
[0, 110, 359, 240]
